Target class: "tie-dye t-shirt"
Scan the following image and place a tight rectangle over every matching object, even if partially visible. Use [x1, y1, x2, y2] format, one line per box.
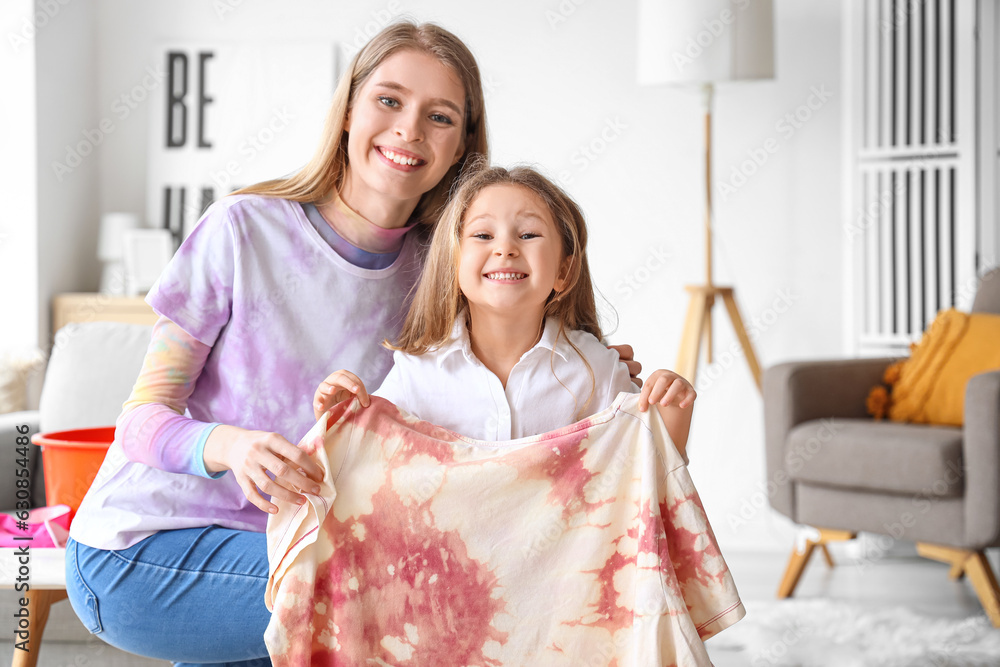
[265, 394, 744, 666]
[71, 195, 423, 550]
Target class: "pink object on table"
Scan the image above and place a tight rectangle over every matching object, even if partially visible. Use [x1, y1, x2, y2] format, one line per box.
[0, 505, 71, 548]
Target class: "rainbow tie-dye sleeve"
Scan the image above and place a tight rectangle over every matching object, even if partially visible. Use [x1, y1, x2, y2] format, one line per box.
[265, 394, 744, 666]
[115, 317, 222, 478]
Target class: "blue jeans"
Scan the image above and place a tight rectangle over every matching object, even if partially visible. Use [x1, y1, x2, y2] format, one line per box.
[66, 526, 273, 666]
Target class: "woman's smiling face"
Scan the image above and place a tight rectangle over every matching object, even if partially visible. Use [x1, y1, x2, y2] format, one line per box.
[342, 49, 467, 217]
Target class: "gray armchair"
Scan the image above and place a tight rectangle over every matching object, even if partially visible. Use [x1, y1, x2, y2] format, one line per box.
[764, 267, 1000, 626]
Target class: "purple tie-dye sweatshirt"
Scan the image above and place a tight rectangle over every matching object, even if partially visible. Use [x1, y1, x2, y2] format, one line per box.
[70, 195, 423, 550]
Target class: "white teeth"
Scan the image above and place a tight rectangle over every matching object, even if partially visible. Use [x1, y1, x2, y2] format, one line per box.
[486, 272, 526, 281]
[382, 149, 419, 166]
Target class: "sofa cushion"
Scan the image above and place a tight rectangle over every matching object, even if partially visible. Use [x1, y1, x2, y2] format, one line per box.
[38, 322, 153, 432]
[786, 418, 963, 497]
[0, 348, 44, 414]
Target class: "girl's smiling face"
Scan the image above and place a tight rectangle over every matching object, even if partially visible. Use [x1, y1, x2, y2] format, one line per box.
[342, 49, 467, 221]
[458, 184, 572, 320]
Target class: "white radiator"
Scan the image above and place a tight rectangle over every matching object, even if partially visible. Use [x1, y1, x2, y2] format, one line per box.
[845, 0, 993, 356]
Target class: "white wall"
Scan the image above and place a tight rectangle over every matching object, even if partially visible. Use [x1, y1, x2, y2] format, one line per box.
[36, 0, 100, 345]
[0, 1, 39, 351]
[36, 0, 844, 552]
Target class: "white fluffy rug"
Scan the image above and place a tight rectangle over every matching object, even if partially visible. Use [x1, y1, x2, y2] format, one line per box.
[709, 599, 1000, 667]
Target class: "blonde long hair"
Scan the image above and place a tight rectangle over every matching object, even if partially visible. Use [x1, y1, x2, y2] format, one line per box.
[390, 163, 602, 355]
[232, 21, 488, 224]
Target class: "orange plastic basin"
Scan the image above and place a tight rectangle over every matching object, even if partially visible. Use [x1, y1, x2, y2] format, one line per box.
[31, 426, 115, 520]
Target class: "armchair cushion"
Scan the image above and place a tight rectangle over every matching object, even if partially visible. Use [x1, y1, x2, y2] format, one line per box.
[888, 309, 1000, 426]
[787, 419, 963, 498]
[763, 358, 897, 518]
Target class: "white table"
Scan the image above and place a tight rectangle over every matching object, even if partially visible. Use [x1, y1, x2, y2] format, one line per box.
[1, 547, 68, 667]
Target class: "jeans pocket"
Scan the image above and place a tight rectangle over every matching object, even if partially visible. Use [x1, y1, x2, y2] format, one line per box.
[66, 538, 104, 634]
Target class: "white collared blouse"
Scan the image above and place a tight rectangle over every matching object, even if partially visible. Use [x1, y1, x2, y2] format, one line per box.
[375, 316, 637, 441]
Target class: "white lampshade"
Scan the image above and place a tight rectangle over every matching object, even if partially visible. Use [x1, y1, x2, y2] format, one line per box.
[97, 212, 140, 261]
[637, 0, 775, 86]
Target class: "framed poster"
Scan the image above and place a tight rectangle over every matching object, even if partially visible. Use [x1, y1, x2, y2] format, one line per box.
[146, 41, 339, 248]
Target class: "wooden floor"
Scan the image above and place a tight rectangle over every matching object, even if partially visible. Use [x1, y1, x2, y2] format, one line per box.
[1, 548, 994, 666]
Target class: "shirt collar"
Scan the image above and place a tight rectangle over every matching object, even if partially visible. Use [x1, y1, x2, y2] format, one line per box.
[436, 313, 477, 367]
[533, 316, 571, 362]
[436, 311, 571, 367]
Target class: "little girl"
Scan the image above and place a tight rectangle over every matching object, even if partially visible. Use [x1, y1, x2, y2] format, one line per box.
[313, 164, 697, 455]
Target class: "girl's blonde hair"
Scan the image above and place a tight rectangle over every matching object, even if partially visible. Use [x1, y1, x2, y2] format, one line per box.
[391, 162, 602, 355]
[233, 21, 488, 224]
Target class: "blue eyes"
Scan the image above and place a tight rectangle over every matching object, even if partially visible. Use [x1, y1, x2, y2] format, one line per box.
[376, 96, 454, 125]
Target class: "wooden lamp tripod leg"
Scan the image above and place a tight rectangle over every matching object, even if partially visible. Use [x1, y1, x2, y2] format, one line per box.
[721, 290, 763, 391]
[676, 288, 709, 385]
[674, 84, 763, 393]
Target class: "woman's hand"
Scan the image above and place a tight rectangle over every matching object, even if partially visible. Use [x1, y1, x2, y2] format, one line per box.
[203, 425, 326, 515]
[638, 369, 696, 412]
[608, 344, 643, 388]
[313, 370, 371, 421]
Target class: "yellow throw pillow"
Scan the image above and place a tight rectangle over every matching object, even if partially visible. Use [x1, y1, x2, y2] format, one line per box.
[888, 309, 1000, 426]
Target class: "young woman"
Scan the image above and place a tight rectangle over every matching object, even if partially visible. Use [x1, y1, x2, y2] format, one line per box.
[65, 22, 489, 667]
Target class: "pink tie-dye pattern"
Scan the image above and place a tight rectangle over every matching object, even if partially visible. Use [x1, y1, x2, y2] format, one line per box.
[266, 394, 744, 666]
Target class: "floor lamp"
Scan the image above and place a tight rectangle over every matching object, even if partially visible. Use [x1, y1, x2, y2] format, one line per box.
[637, 0, 774, 392]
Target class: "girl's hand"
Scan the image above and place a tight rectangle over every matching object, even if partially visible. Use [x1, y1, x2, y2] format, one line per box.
[608, 344, 643, 388]
[203, 425, 325, 515]
[313, 370, 371, 420]
[639, 369, 696, 412]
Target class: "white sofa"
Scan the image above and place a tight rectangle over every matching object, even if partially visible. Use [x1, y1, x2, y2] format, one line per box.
[0, 321, 152, 508]
[0, 321, 153, 642]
